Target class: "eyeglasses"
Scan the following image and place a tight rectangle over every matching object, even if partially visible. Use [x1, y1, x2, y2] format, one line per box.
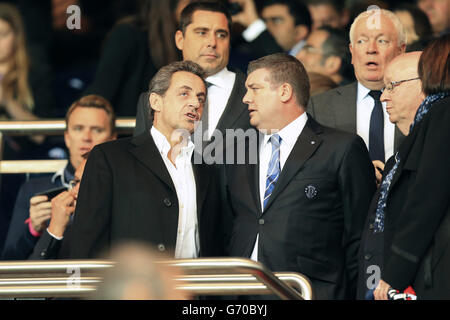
[382, 77, 420, 93]
[69, 178, 81, 189]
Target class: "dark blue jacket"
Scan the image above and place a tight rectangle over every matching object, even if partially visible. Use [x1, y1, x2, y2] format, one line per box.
[1, 165, 74, 260]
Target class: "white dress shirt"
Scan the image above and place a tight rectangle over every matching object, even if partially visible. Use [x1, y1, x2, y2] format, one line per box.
[151, 126, 199, 259]
[250, 113, 308, 261]
[356, 82, 395, 162]
[204, 68, 236, 139]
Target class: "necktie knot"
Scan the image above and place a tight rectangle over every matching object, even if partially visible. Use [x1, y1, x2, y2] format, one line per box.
[369, 90, 382, 101]
[270, 134, 281, 148]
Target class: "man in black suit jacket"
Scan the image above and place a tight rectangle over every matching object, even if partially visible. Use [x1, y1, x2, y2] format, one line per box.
[356, 52, 425, 299]
[66, 61, 227, 259]
[307, 9, 408, 184]
[134, 1, 251, 142]
[225, 53, 376, 299]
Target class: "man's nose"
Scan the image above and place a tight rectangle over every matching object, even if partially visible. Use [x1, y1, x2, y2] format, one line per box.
[367, 39, 378, 53]
[82, 129, 92, 141]
[243, 90, 251, 105]
[380, 89, 389, 102]
[206, 33, 217, 48]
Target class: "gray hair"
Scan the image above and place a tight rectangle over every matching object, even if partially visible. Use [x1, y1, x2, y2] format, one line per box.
[149, 60, 206, 96]
[349, 8, 407, 47]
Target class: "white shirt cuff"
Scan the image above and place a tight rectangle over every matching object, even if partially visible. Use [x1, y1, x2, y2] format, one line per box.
[242, 19, 266, 42]
[47, 228, 63, 240]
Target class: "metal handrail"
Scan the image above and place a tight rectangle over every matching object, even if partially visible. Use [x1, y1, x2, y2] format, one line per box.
[0, 258, 313, 300]
[0, 118, 135, 135]
[0, 160, 68, 174]
[0, 118, 135, 162]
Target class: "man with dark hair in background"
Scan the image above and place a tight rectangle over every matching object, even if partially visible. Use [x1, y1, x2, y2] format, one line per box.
[134, 1, 251, 144]
[297, 25, 354, 85]
[231, 0, 312, 57]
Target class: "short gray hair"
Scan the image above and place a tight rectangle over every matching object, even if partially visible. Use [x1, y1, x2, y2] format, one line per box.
[149, 60, 206, 96]
[349, 8, 407, 47]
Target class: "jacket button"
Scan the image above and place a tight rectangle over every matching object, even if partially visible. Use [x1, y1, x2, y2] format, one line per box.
[364, 254, 372, 261]
[40, 250, 47, 257]
[259, 219, 265, 225]
[157, 244, 166, 252]
[163, 198, 172, 207]
[369, 223, 374, 230]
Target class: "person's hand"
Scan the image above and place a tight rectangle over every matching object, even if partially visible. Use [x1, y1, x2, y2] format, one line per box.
[230, 0, 259, 27]
[373, 160, 385, 187]
[374, 279, 391, 300]
[47, 189, 77, 238]
[29, 195, 52, 233]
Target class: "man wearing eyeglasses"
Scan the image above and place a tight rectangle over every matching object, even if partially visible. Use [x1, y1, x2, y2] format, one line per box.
[356, 52, 425, 299]
[307, 9, 407, 185]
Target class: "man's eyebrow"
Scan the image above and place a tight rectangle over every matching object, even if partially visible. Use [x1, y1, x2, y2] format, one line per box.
[215, 28, 229, 34]
[193, 27, 209, 32]
[179, 85, 193, 91]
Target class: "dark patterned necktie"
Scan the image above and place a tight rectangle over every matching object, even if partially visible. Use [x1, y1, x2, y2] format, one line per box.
[368, 90, 385, 162]
[202, 81, 213, 141]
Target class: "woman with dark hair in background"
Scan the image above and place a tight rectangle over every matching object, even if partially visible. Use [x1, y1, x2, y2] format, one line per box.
[374, 34, 450, 300]
[84, 0, 191, 116]
[393, 3, 433, 51]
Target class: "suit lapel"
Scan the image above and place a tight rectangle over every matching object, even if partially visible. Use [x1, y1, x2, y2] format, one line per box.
[128, 132, 176, 192]
[263, 117, 322, 213]
[192, 156, 210, 221]
[333, 82, 357, 133]
[247, 132, 263, 214]
[388, 129, 416, 192]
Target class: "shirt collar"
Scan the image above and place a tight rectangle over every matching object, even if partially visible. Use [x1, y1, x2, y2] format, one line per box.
[151, 126, 195, 159]
[205, 67, 234, 89]
[262, 112, 308, 148]
[357, 82, 372, 104]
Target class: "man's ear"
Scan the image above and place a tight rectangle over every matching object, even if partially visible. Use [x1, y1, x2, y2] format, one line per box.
[278, 83, 293, 103]
[324, 56, 342, 75]
[349, 43, 354, 64]
[149, 93, 162, 113]
[175, 30, 184, 51]
[294, 25, 309, 43]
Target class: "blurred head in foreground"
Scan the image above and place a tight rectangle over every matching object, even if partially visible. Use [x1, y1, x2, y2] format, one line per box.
[91, 242, 190, 300]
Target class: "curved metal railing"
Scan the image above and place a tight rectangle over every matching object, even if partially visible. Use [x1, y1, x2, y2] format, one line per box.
[0, 258, 313, 300]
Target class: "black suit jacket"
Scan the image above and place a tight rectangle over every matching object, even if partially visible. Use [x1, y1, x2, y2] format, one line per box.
[225, 116, 376, 299]
[378, 97, 449, 298]
[133, 68, 251, 138]
[307, 82, 405, 156]
[64, 132, 227, 259]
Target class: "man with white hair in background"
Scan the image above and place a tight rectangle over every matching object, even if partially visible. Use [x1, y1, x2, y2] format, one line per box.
[308, 8, 407, 185]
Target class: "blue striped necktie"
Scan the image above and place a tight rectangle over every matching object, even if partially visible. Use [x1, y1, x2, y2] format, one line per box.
[263, 134, 281, 210]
